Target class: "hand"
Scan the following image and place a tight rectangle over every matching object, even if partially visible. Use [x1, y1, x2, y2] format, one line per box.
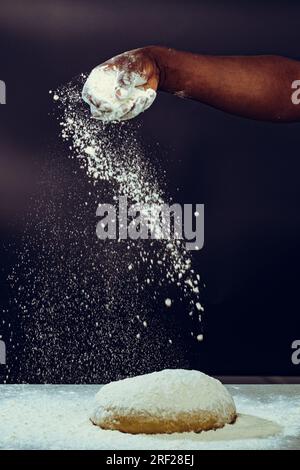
[82, 48, 160, 121]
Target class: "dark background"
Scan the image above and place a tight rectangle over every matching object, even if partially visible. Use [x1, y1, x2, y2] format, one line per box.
[1, 0, 300, 382]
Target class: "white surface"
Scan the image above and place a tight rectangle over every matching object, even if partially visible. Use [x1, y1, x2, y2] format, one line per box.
[0, 384, 300, 450]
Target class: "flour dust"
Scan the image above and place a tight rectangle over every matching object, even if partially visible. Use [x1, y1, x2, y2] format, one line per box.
[54, 75, 204, 319]
[5, 75, 204, 383]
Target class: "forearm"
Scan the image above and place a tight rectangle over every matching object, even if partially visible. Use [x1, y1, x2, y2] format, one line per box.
[146, 46, 300, 122]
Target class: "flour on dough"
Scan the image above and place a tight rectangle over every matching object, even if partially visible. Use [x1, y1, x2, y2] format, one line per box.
[91, 369, 237, 434]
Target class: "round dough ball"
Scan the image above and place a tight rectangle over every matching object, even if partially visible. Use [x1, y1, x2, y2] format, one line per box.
[91, 369, 236, 434]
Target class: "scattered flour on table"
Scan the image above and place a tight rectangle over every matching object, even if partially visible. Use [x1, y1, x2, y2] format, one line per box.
[1, 384, 299, 450]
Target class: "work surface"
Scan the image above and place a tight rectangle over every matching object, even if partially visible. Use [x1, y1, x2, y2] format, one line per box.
[0, 384, 299, 450]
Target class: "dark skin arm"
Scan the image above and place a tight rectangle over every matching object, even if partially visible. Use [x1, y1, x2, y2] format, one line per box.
[151, 46, 300, 122]
[98, 46, 300, 122]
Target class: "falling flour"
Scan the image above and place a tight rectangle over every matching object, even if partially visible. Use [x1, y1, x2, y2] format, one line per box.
[3, 74, 204, 384]
[53, 74, 204, 336]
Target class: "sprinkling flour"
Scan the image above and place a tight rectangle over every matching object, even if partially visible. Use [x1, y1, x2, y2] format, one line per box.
[53, 74, 204, 333]
[4, 73, 204, 383]
[82, 65, 156, 122]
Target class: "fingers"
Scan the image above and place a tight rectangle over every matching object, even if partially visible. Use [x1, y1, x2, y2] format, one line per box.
[90, 100, 135, 122]
[115, 70, 146, 100]
[86, 90, 156, 122]
[89, 94, 137, 122]
[119, 89, 156, 121]
[82, 62, 156, 122]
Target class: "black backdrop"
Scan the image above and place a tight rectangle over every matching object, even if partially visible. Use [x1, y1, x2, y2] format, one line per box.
[1, 0, 300, 382]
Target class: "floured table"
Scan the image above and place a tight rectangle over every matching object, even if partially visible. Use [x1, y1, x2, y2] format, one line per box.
[0, 384, 299, 450]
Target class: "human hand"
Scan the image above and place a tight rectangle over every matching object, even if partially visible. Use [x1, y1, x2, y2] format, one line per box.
[82, 48, 159, 121]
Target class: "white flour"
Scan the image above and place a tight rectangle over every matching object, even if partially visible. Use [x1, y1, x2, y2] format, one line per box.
[82, 65, 156, 122]
[52, 75, 204, 339]
[92, 369, 235, 419]
[4, 73, 203, 384]
[1, 384, 299, 450]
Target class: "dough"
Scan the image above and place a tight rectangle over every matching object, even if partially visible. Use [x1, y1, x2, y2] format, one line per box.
[91, 369, 236, 434]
